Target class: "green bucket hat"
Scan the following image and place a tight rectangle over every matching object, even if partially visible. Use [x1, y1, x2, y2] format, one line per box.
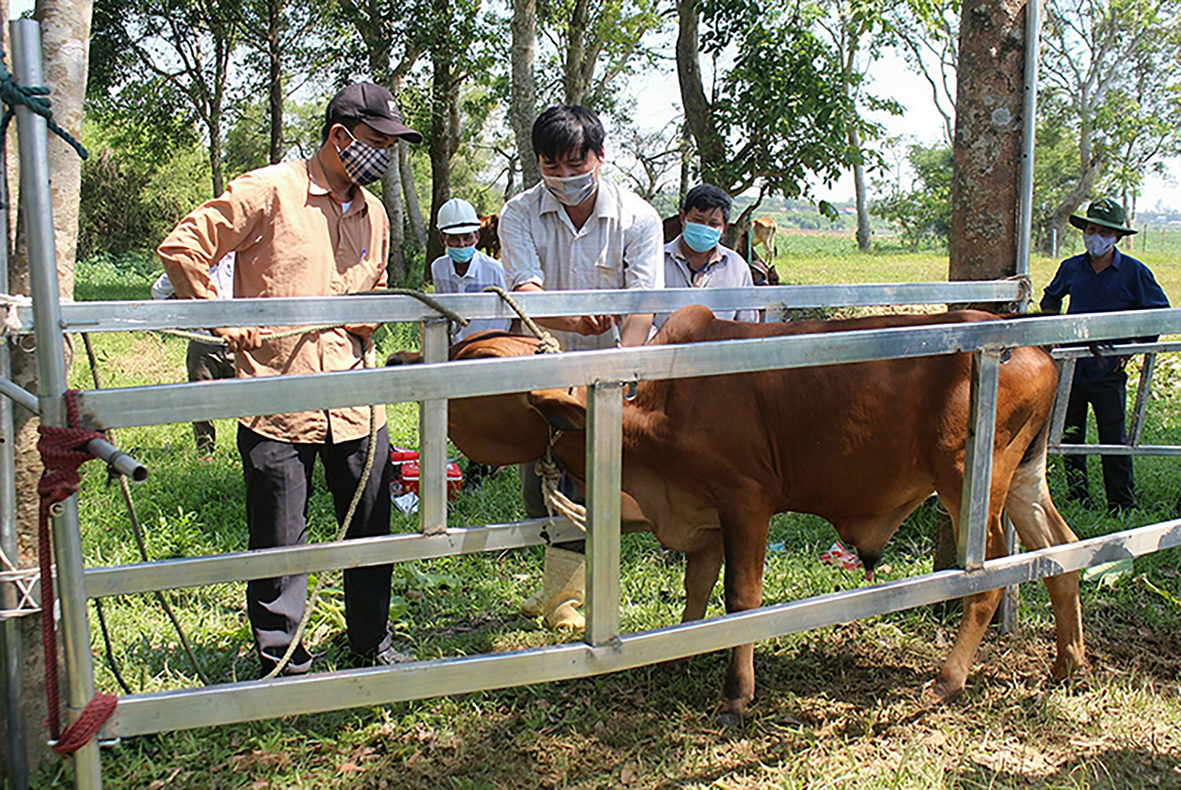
[1068, 197, 1137, 235]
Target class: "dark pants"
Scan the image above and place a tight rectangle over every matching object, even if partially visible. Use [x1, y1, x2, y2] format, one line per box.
[187, 339, 235, 453]
[238, 423, 393, 664]
[1063, 367, 1136, 511]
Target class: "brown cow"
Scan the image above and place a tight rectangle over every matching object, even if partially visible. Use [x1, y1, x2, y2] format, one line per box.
[477, 214, 500, 258]
[419, 308, 1085, 724]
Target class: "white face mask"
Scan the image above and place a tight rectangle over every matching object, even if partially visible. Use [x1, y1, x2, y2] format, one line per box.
[542, 169, 599, 206]
[1084, 232, 1117, 258]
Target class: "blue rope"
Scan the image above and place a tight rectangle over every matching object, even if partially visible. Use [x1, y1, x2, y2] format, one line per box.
[0, 47, 88, 160]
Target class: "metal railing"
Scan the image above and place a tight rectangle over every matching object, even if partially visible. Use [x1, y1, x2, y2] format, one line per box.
[3, 19, 1181, 790]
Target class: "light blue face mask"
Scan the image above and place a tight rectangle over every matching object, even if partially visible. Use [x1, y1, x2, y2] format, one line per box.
[1083, 233, 1117, 258]
[446, 244, 476, 264]
[682, 222, 723, 253]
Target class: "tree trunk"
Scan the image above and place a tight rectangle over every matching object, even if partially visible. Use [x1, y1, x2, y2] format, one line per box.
[948, 0, 1026, 285]
[676, 0, 726, 189]
[2, 0, 92, 778]
[424, 57, 454, 279]
[267, 0, 283, 164]
[850, 124, 871, 251]
[1043, 155, 1101, 256]
[209, 116, 225, 197]
[563, 0, 591, 105]
[511, 0, 540, 189]
[400, 140, 427, 251]
[940, 0, 1027, 574]
[382, 157, 408, 283]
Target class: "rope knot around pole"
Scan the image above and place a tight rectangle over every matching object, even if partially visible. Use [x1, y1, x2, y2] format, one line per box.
[0, 47, 88, 160]
[35, 391, 117, 751]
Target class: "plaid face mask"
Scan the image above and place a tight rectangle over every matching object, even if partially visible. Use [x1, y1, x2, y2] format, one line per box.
[337, 128, 392, 187]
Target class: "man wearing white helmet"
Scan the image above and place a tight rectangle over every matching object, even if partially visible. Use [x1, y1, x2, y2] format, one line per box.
[430, 197, 510, 342]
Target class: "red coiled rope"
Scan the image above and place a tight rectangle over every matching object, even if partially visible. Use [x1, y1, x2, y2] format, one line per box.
[36, 390, 117, 754]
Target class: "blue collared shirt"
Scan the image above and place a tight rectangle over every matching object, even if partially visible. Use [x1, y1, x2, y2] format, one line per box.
[1040, 248, 1170, 378]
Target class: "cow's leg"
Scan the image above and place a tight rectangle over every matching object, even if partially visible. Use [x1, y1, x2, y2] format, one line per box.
[926, 492, 1008, 705]
[1005, 453, 1086, 682]
[682, 533, 724, 623]
[718, 508, 772, 726]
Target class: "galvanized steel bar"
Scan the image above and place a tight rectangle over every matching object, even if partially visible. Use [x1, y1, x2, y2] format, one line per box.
[418, 320, 449, 535]
[1016, 0, 1041, 281]
[585, 381, 623, 646]
[12, 18, 103, 786]
[1048, 444, 1181, 457]
[73, 310, 1181, 432]
[84, 517, 585, 599]
[958, 349, 1002, 571]
[13, 281, 1029, 335]
[1049, 357, 1076, 445]
[1129, 354, 1155, 446]
[0, 138, 29, 790]
[0, 374, 39, 413]
[99, 518, 1181, 739]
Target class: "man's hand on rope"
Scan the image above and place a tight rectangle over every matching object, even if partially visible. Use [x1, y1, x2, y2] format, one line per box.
[345, 322, 380, 341]
[212, 326, 263, 352]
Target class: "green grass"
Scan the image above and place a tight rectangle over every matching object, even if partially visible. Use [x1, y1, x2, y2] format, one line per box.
[26, 246, 1181, 788]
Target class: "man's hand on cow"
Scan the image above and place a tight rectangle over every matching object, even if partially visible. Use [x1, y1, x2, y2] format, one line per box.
[345, 322, 380, 341]
[213, 326, 262, 352]
[573, 314, 617, 336]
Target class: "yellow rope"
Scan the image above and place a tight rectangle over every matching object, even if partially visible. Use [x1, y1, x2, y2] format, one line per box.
[482, 286, 561, 354]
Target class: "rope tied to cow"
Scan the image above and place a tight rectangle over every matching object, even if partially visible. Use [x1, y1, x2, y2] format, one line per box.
[482, 286, 561, 354]
[537, 429, 587, 540]
[0, 47, 88, 160]
[35, 390, 117, 754]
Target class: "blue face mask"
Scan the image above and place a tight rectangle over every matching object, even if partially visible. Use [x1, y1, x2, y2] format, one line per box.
[446, 244, 476, 264]
[682, 222, 723, 253]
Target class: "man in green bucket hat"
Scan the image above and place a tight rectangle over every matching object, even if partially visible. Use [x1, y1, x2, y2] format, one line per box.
[1040, 197, 1170, 514]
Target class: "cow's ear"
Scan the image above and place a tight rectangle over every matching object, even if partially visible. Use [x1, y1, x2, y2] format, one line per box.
[527, 388, 587, 432]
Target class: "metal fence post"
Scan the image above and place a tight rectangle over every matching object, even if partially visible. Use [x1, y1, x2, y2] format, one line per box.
[958, 349, 1002, 571]
[419, 319, 449, 535]
[0, 128, 29, 790]
[585, 381, 622, 646]
[11, 18, 104, 788]
[1129, 353, 1156, 446]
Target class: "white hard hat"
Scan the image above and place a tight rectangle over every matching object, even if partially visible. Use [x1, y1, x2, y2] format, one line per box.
[437, 198, 481, 235]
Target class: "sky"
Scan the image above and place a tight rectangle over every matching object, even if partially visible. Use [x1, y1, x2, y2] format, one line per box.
[9, 1, 1177, 213]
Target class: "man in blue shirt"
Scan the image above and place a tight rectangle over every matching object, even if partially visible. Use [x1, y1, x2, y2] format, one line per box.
[1040, 197, 1170, 514]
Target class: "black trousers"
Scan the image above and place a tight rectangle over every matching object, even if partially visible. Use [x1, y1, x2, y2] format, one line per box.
[1062, 367, 1136, 510]
[238, 423, 393, 660]
[187, 339, 235, 453]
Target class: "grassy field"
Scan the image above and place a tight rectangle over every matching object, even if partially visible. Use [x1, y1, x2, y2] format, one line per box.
[30, 241, 1181, 788]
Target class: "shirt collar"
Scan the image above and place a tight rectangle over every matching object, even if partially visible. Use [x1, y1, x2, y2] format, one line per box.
[671, 236, 723, 267]
[307, 155, 365, 216]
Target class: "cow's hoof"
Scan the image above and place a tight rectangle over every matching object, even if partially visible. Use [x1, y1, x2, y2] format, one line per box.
[921, 677, 964, 707]
[716, 710, 743, 729]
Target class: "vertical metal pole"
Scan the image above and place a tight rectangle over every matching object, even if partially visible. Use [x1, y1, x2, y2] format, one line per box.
[1129, 353, 1155, 446]
[1015, 0, 1041, 282]
[0, 124, 29, 790]
[418, 319, 449, 535]
[1004, 0, 1040, 631]
[958, 350, 1002, 571]
[1048, 358, 1076, 445]
[11, 19, 104, 788]
[585, 381, 622, 646]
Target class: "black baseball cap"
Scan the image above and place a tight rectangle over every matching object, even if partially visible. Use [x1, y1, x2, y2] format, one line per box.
[325, 82, 422, 143]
